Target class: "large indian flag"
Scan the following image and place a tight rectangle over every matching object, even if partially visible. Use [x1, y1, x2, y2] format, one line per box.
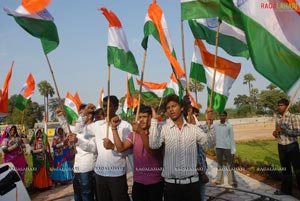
[99, 7, 139, 75]
[136, 79, 167, 99]
[188, 18, 249, 59]
[0, 66, 13, 117]
[64, 92, 80, 124]
[16, 73, 35, 111]
[219, 0, 300, 92]
[5, 0, 59, 54]
[191, 39, 241, 112]
[142, 0, 186, 87]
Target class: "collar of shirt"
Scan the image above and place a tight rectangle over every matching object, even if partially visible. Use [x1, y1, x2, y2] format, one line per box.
[166, 118, 190, 129]
[216, 122, 229, 126]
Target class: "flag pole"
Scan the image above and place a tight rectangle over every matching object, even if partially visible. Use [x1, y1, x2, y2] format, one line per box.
[106, 65, 111, 139]
[181, 21, 189, 95]
[283, 82, 300, 121]
[133, 50, 147, 144]
[209, 21, 221, 110]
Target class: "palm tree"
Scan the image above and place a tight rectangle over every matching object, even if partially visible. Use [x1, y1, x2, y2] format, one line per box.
[266, 83, 277, 91]
[189, 79, 204, 103]
[37, 80, 55, 122]
[243, 73, 256, 96]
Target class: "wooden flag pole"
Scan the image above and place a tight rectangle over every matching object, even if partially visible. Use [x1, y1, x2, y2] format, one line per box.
[106, 65, 111, 139]
[133, 50, 148, 144]
[209, 21, 221, 110]
[181, 21, 189, 95]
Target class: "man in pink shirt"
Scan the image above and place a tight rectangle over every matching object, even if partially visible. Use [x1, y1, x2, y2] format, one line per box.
[106, 104, 164, 201]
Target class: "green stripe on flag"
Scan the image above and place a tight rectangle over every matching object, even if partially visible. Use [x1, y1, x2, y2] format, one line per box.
[64, 106, 78, 124]
[15, 94, 28, 111]
[190, 62, 207, 83]
[181, 0, 219, 20]
[107, 46, 139, 75]
[207, 87, 227, 113]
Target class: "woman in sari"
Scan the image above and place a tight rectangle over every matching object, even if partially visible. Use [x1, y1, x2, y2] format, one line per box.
[0, 125, 27, 183]
[30, 128, 53, 190]
[51, 126, 74, 185]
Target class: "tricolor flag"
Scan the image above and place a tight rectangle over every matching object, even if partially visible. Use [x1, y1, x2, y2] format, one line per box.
[181, 0, 219, 20]
[98, 88, 105, 108]
[163, 73, 184, 99]
[74, 92, 82, 107]
[219, 0, 300, 92]
[15, 73, 35, 111]
[64, 92, 80, 124]
[99, 7, 139, 75]
[5, 0, 59, 54]
[0, 66, 13, 117]
[191, 39, 241, 112]
[121, 74, 136, 118]
[136, 79, 167, 99]
[188, 18, 249, 59]
[142, 0, 186, 87]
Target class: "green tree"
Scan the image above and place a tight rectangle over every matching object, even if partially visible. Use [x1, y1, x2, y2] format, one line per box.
[37, 80, 55, 121]
[266, 83, 277, 91]
[243, 73, 256, 96]
[259, 89, 288, 113]
[233, 94, 250, 108]
[189, 79, 204, 103]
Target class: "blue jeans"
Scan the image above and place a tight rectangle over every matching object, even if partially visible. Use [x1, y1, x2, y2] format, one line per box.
[199, 181, 206, 201]
[73, 171, 95, 201]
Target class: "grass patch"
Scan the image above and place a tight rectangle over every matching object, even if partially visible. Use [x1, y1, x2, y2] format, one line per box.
[236, 140, 280, 168]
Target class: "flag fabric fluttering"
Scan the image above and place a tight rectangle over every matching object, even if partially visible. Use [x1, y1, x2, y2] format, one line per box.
[219, 0, 300, 92]
[64, 92, 80, 124]
[181, 0, 219, 20]
[136, 79, 167, 99]
[98, 87, 105, 109]
[0, 66, 13, 117]
[142, 0, 186, 87]
[99, 7, 139, 75]
[16, 73, 35, 111]
[190, 39, 241, 112]
[121, 74, 136, 118]
[188, 93, 199, 109]
[188, 18, 249, 59]
[163, 73, 184, 100]
[5, 0, 59, 54]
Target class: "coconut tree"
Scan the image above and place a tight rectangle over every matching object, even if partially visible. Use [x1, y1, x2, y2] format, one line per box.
[37, 80, 55, 122]
[243, 73, 256, 96]
[189, 79, 204, 103]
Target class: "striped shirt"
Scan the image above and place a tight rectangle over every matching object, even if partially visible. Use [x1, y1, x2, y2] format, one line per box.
[276, 111, 300, 145]
[149, 118, 207, 179]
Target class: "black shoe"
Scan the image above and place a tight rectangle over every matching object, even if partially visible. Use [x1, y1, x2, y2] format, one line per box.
[274, 190, 292, 195]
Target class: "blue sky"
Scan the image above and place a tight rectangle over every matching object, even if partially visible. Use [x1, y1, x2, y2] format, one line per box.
[0, 0, 299, 112]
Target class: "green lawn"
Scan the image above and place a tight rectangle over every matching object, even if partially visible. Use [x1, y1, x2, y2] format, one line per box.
[236, 140, 280, 167]
[0, 153, 33, 187]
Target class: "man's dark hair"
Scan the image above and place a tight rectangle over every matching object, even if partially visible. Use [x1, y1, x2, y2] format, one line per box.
[79, 103, 87, 111]
[94, 108, 104, 115]
[138, 104, 152, 115]
[103, 95, 119, 107]
[219, 110, 227, 116]
[163, 94, 182, 110]
[278, 98, 289, 106]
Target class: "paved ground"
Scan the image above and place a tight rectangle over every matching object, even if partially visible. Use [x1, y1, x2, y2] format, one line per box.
[30, 158, 299, 201]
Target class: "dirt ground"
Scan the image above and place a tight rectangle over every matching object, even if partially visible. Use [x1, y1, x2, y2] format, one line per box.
[233, 122, 275, 142]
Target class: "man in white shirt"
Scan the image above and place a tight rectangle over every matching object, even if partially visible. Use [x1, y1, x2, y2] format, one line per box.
[214, 110, 237, 187]
[71, 96, 131, 201]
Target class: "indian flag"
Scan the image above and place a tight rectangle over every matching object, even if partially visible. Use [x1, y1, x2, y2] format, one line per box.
[163, 73, 184, 99]
[136, 79, 167, 99]
[98, 87, 104, 109]
[15, 73, 35, 111]
[99, 7, 139, 75]
[64, 92, 80, 124]
[0, 65, 13, 117]
[181, 0, 219, 20]
[142, 0, 186, 87]
[121, 74, 136, 118]
[74, 92, 82, 106]
[4, 0, 59, 54]
[188, 93, 199, 109]
[191, 39, 241, 112]
[219, 0, 300, 92]
[188, 18, 249, 59]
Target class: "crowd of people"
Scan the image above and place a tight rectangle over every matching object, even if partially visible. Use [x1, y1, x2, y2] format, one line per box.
[0, 95, 299, 201]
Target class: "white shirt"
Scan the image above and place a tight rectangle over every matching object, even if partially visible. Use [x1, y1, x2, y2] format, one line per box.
[76, 118, 132, 177]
